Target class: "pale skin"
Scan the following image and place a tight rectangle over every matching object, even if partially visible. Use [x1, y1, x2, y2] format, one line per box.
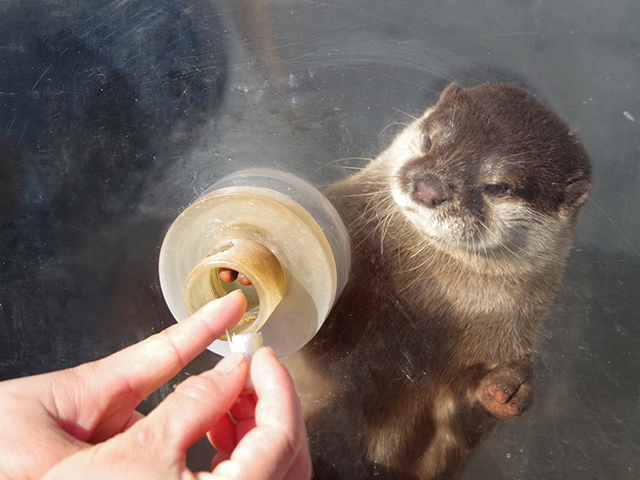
[0, 290, 312, 480]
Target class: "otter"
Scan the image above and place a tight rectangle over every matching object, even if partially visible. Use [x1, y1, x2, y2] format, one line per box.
[282, 82, 591, 479]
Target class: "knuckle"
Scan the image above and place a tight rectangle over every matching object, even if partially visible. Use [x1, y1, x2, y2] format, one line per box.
[174, 373, 225, 404]
[145, 333, 189, 371]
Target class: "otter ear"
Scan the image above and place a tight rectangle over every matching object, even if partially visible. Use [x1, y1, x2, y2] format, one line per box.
[561, 179, 591, 214]
[438, 82, 461, 103]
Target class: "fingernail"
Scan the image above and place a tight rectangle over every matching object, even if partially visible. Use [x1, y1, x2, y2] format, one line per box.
[225, 289, 245, 299]
[263, 346, 278, 360]
[216, 352, 245, 374]
[199, 290, 245, 316]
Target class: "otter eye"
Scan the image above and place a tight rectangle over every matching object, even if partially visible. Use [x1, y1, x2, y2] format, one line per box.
[484, 184, 512, 197]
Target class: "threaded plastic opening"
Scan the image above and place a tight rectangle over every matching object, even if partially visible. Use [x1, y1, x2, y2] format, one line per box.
[183, 238, 286, 337]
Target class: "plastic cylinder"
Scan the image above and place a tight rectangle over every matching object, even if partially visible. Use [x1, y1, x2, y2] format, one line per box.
[158, 169, 350, 357]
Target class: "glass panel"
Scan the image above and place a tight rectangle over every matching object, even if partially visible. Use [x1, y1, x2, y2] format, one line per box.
[1, 1, 637, 478]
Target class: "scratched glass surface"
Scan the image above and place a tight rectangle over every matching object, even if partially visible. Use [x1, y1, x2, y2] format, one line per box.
[0, 1, 638, 478]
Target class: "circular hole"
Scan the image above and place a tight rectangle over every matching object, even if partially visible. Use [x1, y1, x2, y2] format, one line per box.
[184, 264, 261, 329]
[211, 267, 260, 315]
[182, 238, 286, 338]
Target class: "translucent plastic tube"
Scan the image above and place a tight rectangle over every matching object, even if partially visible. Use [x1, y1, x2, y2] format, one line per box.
[158, 169, 350, 357]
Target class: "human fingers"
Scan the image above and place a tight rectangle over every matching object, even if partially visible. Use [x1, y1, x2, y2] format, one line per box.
[40, 354, 249, 480]
[206, 347, 312, 480]
[208, 394, 257, 467]
[208, 411, 239, 459]
[88, 290, 247, 397]
[122, 352, 249, 459]
[68, 291, 246, 441]
[122, 410, 145, 431]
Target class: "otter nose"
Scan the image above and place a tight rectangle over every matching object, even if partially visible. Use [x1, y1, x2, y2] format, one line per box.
[412, 175, 450, 207]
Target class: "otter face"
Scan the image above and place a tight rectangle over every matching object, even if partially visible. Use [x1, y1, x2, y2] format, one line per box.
[390, 83, 591, 254]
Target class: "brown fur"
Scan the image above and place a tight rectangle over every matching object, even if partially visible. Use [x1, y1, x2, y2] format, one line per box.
[282, 83, 591, 479]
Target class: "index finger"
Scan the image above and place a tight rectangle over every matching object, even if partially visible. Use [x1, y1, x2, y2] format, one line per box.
[83, 290, 247, 403]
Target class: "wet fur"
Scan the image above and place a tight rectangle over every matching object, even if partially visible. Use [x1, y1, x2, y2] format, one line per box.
[282, 83, 591, 479]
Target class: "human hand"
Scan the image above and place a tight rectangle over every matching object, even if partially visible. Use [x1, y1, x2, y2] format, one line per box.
[0, 290, 311, 480]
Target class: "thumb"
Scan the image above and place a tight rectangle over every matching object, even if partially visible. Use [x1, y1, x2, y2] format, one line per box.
[124, 352, 249, 459]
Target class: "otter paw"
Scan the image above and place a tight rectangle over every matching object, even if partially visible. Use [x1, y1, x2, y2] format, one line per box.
[481, 362, 533, 420]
